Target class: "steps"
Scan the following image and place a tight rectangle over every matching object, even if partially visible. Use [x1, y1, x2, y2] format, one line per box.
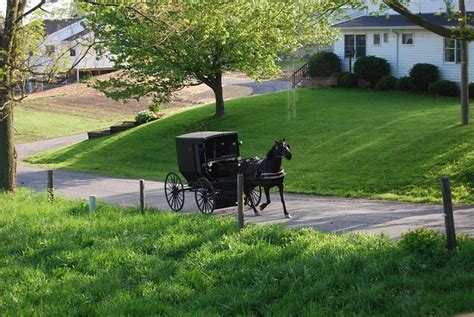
[87, 121, 137, 140]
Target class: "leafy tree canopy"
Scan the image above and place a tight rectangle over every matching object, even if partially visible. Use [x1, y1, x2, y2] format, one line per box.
[82, 0, 347, 116]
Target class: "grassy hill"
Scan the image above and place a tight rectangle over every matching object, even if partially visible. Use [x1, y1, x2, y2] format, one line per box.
[26, 88, 474, 203]
[1, 190, 474, 315]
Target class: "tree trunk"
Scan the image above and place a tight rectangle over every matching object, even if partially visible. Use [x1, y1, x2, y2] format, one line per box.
[459, 0, 469, 125]
[460, 39, 469, 126]
[212, 72, 225, 117]
[0, 100, 16, 191]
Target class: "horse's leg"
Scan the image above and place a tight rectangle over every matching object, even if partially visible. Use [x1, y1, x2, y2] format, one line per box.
[260, 185, 271, 211]
[278, 183, 291, 219]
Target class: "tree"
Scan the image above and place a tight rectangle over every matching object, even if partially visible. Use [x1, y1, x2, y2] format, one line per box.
[382, 0, 471, 125]
[0, 0, 91, 191]
[82, 0, 345, 117]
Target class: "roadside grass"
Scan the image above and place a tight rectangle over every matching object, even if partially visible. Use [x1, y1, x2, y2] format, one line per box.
[14, 107, 128, 143]
[1, 190, 474, 316]
[26, 88, 474, 204]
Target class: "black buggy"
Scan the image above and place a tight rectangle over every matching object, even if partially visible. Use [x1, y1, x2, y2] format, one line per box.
[164, 131, 262, 214]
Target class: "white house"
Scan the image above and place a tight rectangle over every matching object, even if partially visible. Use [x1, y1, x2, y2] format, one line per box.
[28, 18, 115, 91]
[332, 0, 474, 83]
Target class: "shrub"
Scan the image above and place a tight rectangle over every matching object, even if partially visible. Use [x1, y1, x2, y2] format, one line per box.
[307, 51, 341, 77]
[428, 80, 459, 96]
[338, 72, 358, 88]
[354, 56, 390, 88]
[135, 110, 156, 125]
[396, 76, 413, 91]
[375, 75, 397, 91]
[148, 100, 161, 113]
[409, 63, 439, 91]
[469, 83, 474, 98]
[399, 228, 448, 265]
[329, 72, 343, 86]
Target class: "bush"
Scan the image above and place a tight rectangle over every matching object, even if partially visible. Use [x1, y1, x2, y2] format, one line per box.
[329, 72, 343, 86]
[469, 83, 474, 98]
[375, 75, 397, 91]
[428, 80, 459, 96]
[409, 63, 439, 91]
[307, 51, 341, 77]
[354, 56, 390, 88]
[135, 110, 156, 125]
[396, 76, 413, 91]
[148, 100, 161, 113]
[338, 72, 358, 88]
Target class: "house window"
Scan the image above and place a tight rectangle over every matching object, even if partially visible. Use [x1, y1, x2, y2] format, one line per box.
[444, 38, 461, 63]
[402, 34, 413, 45]
[345, 34, 366, 58]
[383, 33, 389, 43]
[69, 48, 76, 57]
[373, 34, 381, 45]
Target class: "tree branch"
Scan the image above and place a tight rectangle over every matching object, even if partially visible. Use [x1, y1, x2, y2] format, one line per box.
[15, 0, 46, 23]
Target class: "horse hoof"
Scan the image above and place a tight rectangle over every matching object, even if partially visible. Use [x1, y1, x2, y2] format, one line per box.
[285, 214, 292, 219]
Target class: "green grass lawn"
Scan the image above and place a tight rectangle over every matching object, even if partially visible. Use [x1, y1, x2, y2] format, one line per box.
[26, 88, 474, 203]
[1, 190, 474, 316]
[14, 108, 127, 143]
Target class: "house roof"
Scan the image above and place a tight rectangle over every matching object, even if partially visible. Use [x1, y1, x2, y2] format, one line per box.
[63, 28, 90, 42]
[43, 18, 82, 35]
[333, 13, 472, 29]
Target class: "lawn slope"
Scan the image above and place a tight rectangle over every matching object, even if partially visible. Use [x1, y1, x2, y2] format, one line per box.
[1, 190, 474, 315]
[15, 107, 127, 143]
[27, 88, 474, 203]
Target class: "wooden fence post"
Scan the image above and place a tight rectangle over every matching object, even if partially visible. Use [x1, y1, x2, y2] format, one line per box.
[441, 176, 457, 251]
[237, 174, 245, 230]
[139, 179, 145, 215]
[47, 170, 54, 202]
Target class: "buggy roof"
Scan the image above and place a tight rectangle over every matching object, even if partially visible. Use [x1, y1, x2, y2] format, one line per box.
[176, 131, 238, 141]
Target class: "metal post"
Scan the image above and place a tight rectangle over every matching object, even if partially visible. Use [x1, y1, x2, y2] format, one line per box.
[89, 195, 97, 212]
[237, 174, 244, 230]
[47, 170, 54, 202]
[139, 179, 145, 215]
[441, 176, 457, 251]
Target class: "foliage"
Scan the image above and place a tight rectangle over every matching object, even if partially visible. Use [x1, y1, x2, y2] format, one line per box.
[148, 100, 161, 113]
[2, 190, 474, 316]
[135, 110, 156, 125]
[329, 72, 343, 86]
[353, 56, 390, 88]
[307, 51, 341, 77]
[83, 1, 341, 116]
[375, 75, 397, 91]
[338, 72, 358, 88]
[396, 76, 413, 91]
[27, 88, 474, 204]
[409, 63, 439, 91]
[399, 228, 448, 264]
[428, 80, 459, 97]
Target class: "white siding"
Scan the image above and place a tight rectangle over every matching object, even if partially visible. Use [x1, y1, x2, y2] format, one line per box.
[364, 0, 474, 14]
[334, 29, 471, 83]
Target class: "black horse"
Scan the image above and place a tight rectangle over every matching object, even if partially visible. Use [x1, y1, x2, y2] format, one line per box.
[241, 139, 292, 218]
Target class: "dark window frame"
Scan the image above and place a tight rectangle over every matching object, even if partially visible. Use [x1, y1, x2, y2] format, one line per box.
[344, 34, 366, 58]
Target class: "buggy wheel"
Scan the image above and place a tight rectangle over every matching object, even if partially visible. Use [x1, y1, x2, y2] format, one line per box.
[164, 172, 185, 211]
[194, 178, 215, 215]
[248, 185, 262, 207]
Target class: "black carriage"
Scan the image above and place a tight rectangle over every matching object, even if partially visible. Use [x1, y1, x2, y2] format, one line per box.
[165, 131, 261, 214]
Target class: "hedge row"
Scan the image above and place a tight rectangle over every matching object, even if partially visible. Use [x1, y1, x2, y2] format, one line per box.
[307, 52, 465, 97]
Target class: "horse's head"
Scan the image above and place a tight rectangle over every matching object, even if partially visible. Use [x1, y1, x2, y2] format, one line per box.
[273, 139, 292, 160]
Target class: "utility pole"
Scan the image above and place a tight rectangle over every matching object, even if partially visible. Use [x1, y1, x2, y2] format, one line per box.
[459, 0, 469, 126]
